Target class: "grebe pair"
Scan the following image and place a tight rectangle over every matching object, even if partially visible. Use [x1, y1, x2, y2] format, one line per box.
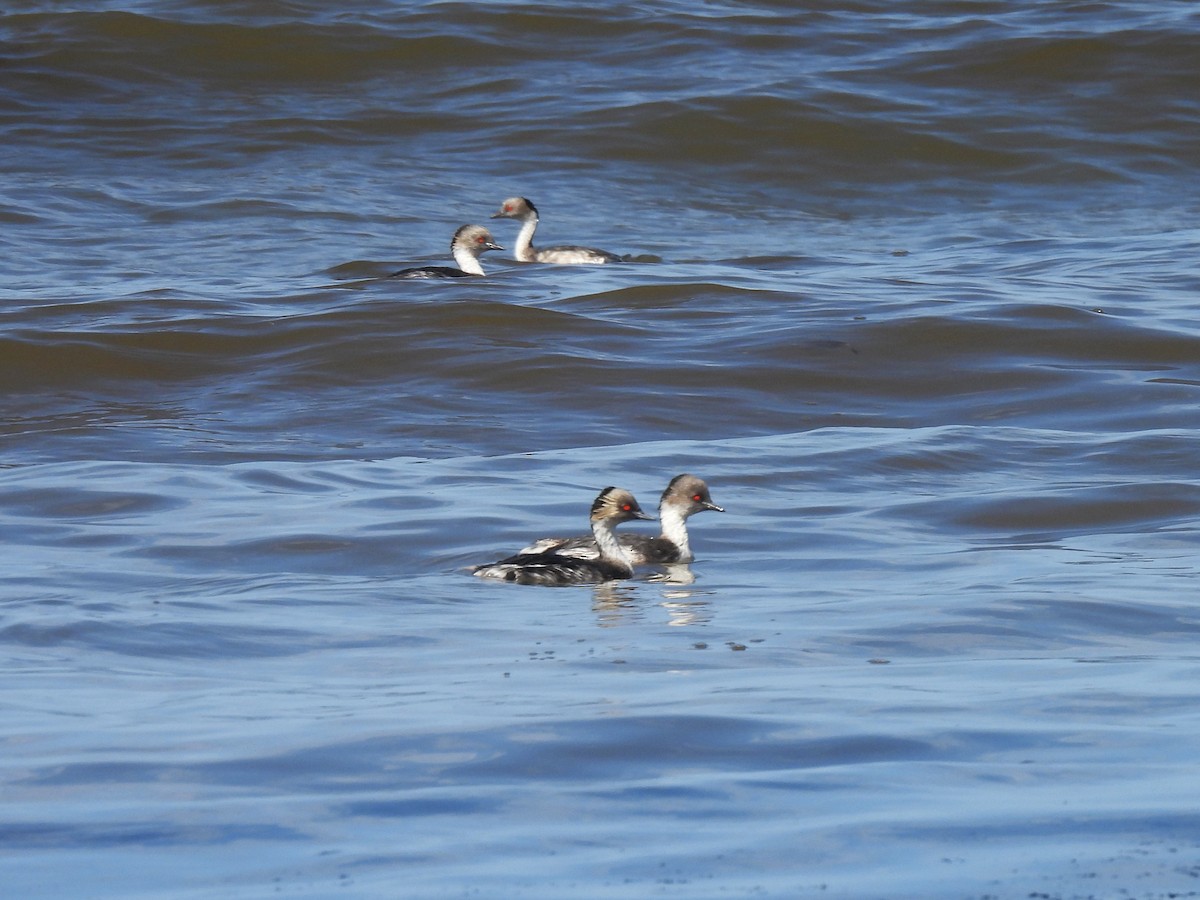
[473, 475, 723, 586]
[392, 197, 618, 279]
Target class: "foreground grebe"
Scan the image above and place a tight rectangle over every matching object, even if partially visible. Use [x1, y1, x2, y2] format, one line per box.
[473, 487, 653, 585]
[519, 474, 723, 565]
[392, 224, 503, 278]
[490, 196, 620, 265]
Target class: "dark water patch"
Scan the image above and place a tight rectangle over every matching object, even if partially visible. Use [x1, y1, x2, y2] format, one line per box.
[138, 533, 424, 578]
[0, 330, 245, 388]
[883, 478, 1200, 544]
[0, 819, 303, 850]
[854, 303, 1200, 371]
[0, 206, 41, 225]
[561, 282, 792, 317]
[143, 196, 315, 225]
[230, 466, 348, 494]
[0, 486, 183, 520]
[13, 716, 944, 795]
[907, 27, 1200, 112]
[902, 593, 1200, 657]
[19, 734, 427, 793]
[578, 94, 1051, 183]
[945, 483, 1200, 539]
[1, 295, 615, 394]
[1, 11, 511, 95]
[592, 782, 732, 804]
[325, 259, 402, 281]
[0, 620, 325, 659]
[446, 715, 936, 783]
[904, 809, 1200, 845]
[341, 795, 498, 820]
[1020, 596, 1200, 643]
[7, 273, 1190, 460]
[845, 427, 1200, 486]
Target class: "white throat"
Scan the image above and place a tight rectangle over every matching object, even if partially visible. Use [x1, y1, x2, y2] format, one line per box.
[452, 243, 485, 276]
[658, 504, 692, 562]
[592, 517, 633, 568]
[512, 215, 539, 263]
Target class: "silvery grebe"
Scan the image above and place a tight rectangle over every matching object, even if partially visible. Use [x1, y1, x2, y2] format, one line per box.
[473, 487, 653, 585]
[392, 224, 502, 278]
[490, 197, 620, 265]
[518, 474, 723, 565]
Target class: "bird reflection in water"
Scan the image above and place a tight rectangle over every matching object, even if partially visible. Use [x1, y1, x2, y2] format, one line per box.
[591, 582, 640, 627]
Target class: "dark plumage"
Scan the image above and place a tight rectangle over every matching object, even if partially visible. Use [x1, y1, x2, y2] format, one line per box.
[473, 487, 654, 586]
[518, 474, 723, 565]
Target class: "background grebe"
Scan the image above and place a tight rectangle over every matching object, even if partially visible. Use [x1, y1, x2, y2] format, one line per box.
[491, 196, 621, 265]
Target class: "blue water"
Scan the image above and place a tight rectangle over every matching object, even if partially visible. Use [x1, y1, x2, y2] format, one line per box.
[3, 1, 1200, 897]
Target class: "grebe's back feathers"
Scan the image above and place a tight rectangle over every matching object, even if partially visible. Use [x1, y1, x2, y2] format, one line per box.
[471, 552, 635, 586]
[473, 487, 654, 586]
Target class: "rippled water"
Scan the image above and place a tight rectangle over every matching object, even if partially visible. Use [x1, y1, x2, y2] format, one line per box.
[3, 1, 1200, 897]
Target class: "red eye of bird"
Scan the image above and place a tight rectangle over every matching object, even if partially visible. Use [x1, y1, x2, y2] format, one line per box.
[622, 504, 633, 511]
[693, 494, 702, 502]
[476, 235, 485, 243]
[504, 204, 513, 212]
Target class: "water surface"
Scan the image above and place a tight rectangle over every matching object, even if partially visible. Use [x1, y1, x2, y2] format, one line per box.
[2, 1, 1200, 897]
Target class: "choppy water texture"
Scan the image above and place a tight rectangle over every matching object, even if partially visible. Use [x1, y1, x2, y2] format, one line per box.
[3, 1, 1200, 897]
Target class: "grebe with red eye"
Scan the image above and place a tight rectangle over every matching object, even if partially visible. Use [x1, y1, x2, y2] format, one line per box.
[490, 196, 621, 265]
[392, 224, 503, 278]
[518, 474, 724, 565]
[473, 487, 654, 585]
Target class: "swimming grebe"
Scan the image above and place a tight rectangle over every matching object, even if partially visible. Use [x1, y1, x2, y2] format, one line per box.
[392, 224, 503, 278]
[519, 474, 723, 565]
[490, 197, 620, 265]
[473, 487, 653, 585]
